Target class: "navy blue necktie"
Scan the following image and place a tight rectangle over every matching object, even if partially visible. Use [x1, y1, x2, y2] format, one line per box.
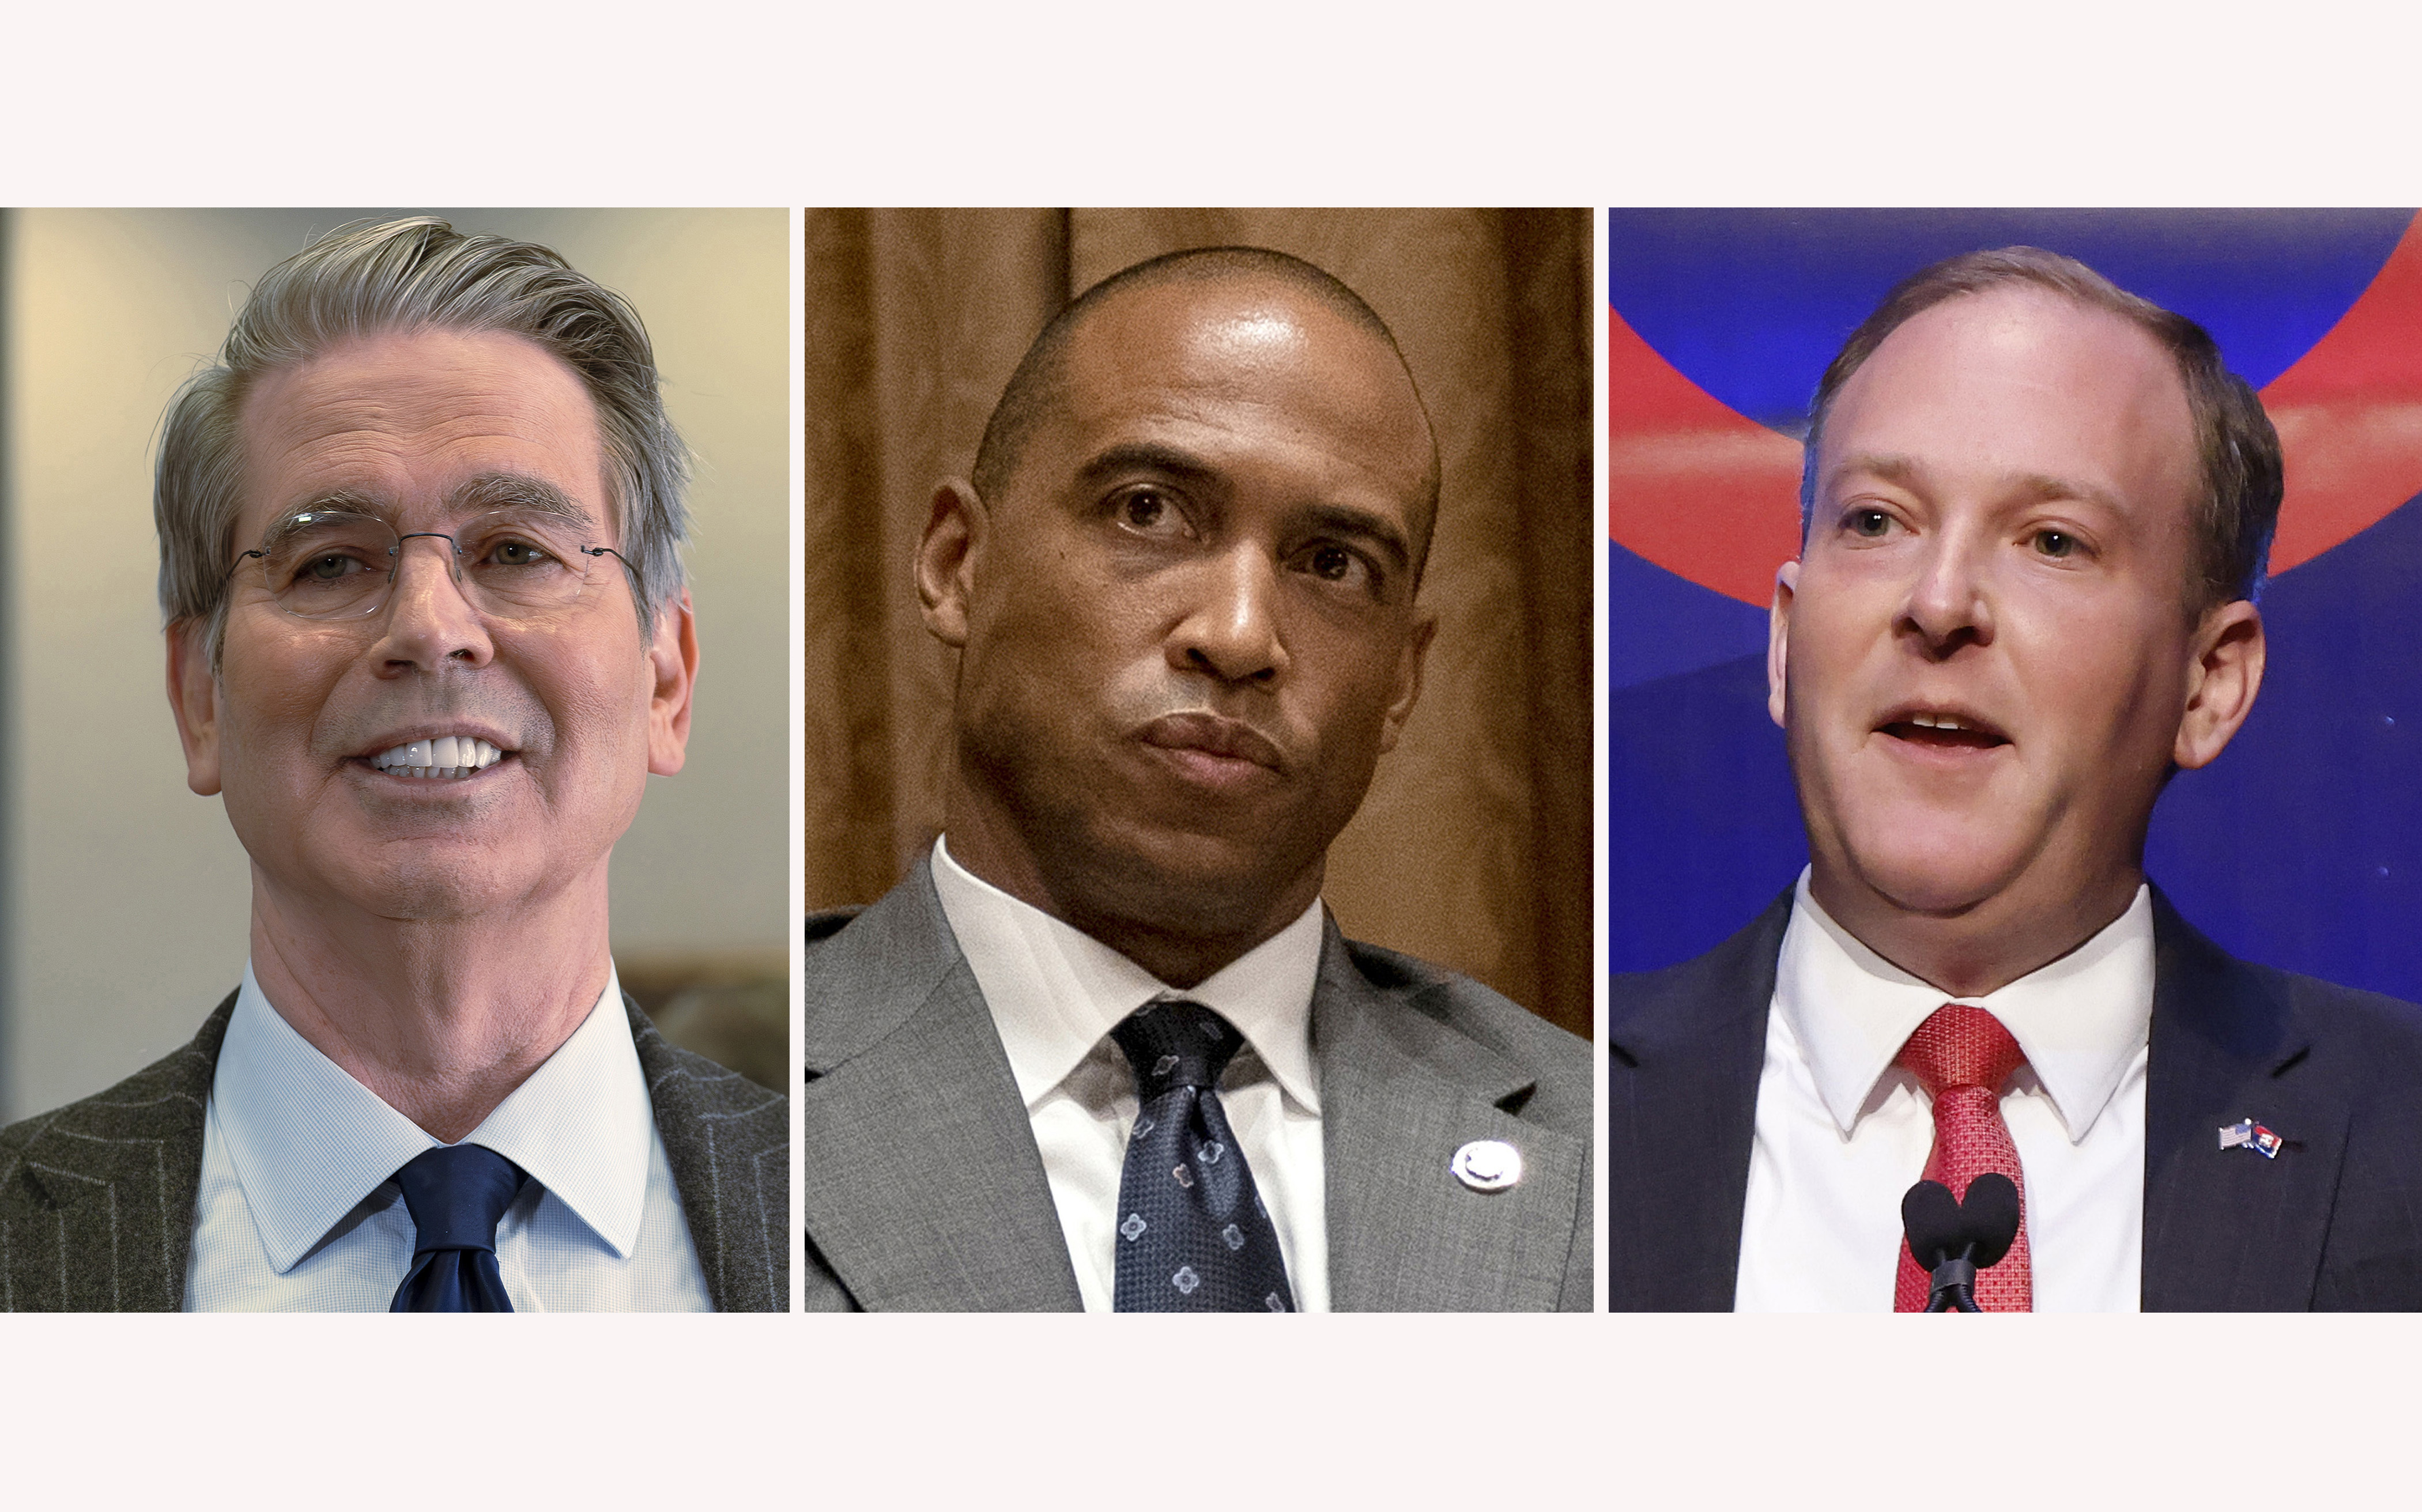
[390, 1144, 526, 1312]
[1109, 1000, 1296, 1313]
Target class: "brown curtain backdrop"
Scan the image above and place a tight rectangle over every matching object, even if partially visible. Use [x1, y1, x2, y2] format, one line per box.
[802, 209, 1592, 1038]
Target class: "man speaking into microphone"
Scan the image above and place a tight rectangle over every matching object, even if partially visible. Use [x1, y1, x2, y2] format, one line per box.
[1609, 247, 2422, 1311]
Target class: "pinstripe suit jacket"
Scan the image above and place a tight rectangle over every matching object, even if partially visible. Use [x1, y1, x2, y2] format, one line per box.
[0, 993, 789, 1311]
[799, 857, 1592, 1311]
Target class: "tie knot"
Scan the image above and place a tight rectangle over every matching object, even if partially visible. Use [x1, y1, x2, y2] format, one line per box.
[1110, 999, 1244, 1094]
[1896, 1003, 2027, 1097]
[393, 1144, 526, 1257]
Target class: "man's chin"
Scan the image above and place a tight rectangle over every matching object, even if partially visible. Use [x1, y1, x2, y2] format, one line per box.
[270, 842, 546, 924]
[1056, 822, 1321, 941]
[1828, 836, 2035, 922]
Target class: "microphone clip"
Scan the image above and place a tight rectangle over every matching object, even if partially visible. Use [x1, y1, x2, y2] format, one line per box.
[1922, 1256, 1979, 1314]
[1900, 1173, 2021, 1313]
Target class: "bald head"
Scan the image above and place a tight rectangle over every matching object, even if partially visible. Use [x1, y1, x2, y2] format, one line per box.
[972, 246, 1442, 574]
[916, 243, 1442, 985]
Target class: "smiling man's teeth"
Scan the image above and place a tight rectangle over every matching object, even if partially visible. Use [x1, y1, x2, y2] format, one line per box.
[370, 736, 505, 780]
[1911, 714, 1966, 731]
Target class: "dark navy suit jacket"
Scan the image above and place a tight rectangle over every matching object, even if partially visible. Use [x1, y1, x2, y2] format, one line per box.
[1608, 887, 2422, 1310]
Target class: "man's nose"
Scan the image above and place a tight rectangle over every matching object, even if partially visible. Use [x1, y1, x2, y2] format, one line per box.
[1172, 546, 1287, 686]
[1899, 529, 1995, 656]
[371, 534, 495, 673]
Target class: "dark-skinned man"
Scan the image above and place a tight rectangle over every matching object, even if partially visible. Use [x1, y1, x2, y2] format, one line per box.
[801, 247, 1590, 1312]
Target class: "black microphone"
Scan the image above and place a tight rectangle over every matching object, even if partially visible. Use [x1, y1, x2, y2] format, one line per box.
[1900, 1173, 2021, 1313]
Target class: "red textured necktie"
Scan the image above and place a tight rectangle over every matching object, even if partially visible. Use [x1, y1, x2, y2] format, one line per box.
[1893, 1003, 2033, 1312]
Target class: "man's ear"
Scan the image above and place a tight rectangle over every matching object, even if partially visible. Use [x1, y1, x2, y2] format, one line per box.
[165, 618, 222, 796]
[2174, 598, 2266, 770]
[1375, 607, 1436, 755]
[916, 478, 986, 649]
[1767, 559, 1800, 731]
[647, 590, 699, 777]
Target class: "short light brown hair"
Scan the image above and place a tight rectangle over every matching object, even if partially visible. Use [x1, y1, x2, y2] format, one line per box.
[1800, 245, 2283, 609]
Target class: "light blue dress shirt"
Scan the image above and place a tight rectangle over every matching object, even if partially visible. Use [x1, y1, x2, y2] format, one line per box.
[183, 963, 714, 1311]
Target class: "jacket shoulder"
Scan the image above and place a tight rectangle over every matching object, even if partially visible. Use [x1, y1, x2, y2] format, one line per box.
[1337, 935, 1590, 1116]
[626, 1000, 790, 1313]
[2152, 892, 2422, 1072]
[0, 999, 227, 1311]
[801, 861, 970, 1072]
[2246, 957, 2422, 1070]
[803, 905, 866, 948]
[0, 1004, 224, 1214]
[1607, 889, 1793, 1063]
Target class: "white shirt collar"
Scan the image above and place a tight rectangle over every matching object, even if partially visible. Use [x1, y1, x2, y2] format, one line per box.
[213, 960, 655, 1272]
[928, 835, 1323, 1113]
[1774, 867, 2154, 1144]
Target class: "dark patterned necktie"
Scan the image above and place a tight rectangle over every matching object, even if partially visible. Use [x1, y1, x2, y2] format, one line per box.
[390, 1143, 527, 1312]
[1108, 1000, 1296, 1312]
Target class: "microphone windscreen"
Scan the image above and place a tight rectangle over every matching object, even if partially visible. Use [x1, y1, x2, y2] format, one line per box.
[1900, 1179, 1965, 1268]
[1964, 1172, 2022, 1268]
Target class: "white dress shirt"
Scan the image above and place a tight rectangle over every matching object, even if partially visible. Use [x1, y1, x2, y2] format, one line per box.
[930, 836, 1330, 1312]
[1734, 869, 2152, 1313]
[184, 962, 714, 1311]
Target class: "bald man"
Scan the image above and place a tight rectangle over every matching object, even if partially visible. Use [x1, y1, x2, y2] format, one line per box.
[799, 248, 1590, 1312]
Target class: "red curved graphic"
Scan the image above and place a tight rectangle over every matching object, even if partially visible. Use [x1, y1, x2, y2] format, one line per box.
[2261, 213, 2422, 573]
[1605, 307, 1802, 606]
[1612, 212, 2422, 599]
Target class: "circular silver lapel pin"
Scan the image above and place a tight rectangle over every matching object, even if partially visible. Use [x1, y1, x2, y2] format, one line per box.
[1450, 1139, 1522, 1193]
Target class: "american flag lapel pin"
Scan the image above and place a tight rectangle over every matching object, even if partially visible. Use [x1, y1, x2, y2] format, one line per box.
[2218, 1117, 2285, 1158]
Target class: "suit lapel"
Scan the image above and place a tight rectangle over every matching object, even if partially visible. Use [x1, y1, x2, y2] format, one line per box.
[2141, 894, 2342, 1310]
[1604, 893, 1788, 1310]
[799, 860, 1084, 1311]
[1318, 927, 1587, 1311]
[0, 994, 228, 1311]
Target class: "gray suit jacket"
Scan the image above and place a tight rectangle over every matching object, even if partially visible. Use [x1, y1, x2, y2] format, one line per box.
[799, 857, 1591, 1310]
[0, 993, 790, 1311]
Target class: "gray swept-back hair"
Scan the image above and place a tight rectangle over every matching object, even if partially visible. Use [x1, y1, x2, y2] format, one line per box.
[156, 216, 690, 660]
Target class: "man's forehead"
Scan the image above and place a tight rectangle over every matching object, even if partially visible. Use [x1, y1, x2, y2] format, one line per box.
[1046, 279, 1435, 498]
[1823, 287, 2196, 496]
[236, 328, 607, 527]
[1062, 277, 1400, 395]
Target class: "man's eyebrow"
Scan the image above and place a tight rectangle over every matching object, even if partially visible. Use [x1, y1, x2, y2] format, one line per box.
[252, 476, 597, 560]
[450, 472, 595, 524]
[1830, 453, 2128, 515]
[1073, 443, 1224, 493]
[1301, 501, 1412, 574]
[1837, 452, 1922, 492]
[256, 489, 383, 552]
[2003, 471, 2129, 515]
[271, 475, 593, 528]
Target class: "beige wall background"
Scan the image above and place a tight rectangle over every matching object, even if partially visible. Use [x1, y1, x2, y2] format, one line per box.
[0, 208, 790, 1120]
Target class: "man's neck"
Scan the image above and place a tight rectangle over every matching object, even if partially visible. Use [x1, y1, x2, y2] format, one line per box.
[938, 803, 1318, 990]
[1806, 863, 2146, 999]
[246, 868, 614, 1142]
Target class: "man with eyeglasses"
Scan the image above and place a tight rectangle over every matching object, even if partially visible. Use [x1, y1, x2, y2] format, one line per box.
[0, 218, 786, 1311]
